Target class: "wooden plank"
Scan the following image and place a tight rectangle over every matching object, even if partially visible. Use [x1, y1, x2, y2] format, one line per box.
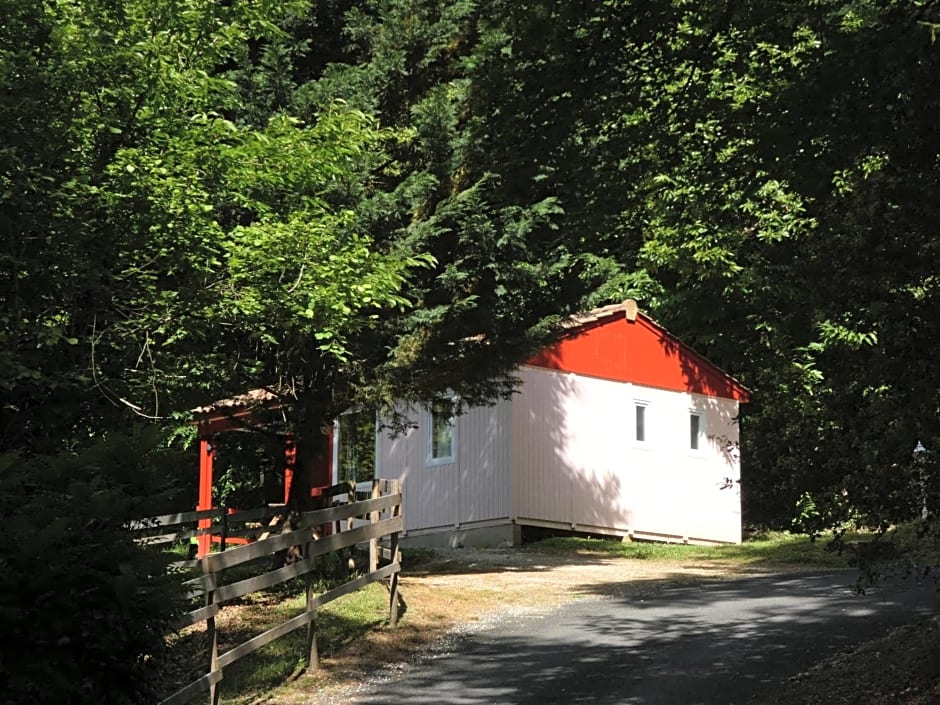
[212, 555, 321, 604]
[131, 506, 283, 535]
[136, 492, 398, 544]
[369, 480, 381, 573]
[136, 533, 180, 546]
[303, 517, 403, 563]
[168, 558, 201, 571]
[216, 610, 314, 669]
[199, 527, 317, 571]
[224, 506, 286, 523]
[182, 571, 217, 594]
[174, 603, 221, 630]
[157, 669, 223, 705]
[212, 562, 402, 670]
[306, 564, 318, 671]
[299, 494, 402, 527]
[206, 580, 220, 705]
[388, 527, 401, 626]
[203, 515, 403, 573]
[378, 478, 400, 495]
[192, 564, 402, 675]
[312, 562, 400, 610]
[131, 493, 396, 536]
[133, 523, 261, 548]
[129, 508, 223, 530]
[318, 481, 357, 500]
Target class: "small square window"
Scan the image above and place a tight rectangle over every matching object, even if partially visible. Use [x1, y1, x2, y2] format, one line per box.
[690, 413, 702, 450]
[635, 404, 647, 443]
[427, 398, 455, 465]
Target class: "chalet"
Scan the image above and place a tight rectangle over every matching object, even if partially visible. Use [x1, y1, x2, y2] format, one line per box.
[362, 300, 749, 546]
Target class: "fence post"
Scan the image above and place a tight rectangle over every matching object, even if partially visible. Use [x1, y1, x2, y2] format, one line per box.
[388, 480, 402, 627]
[219, 508, 228, 553]
[343, 481, 356, 573]
[305, 537, 319, 671]
[369, 479, 381, 573]
[203, 558, 220, 705]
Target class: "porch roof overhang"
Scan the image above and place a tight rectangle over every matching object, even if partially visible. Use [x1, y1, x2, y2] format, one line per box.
[191, 387, 289, 436]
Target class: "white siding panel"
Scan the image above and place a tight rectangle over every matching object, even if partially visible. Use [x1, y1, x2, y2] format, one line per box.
[376, 367, 742, 543]
[513, 367, 574, 524]
[513, 366, 742, 543]
[458, 400, 513, 525]
[376, 400, 513, 535]
[375, 413, 456, 533]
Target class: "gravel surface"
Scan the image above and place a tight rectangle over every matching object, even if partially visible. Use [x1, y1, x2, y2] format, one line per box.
[272, 546, 819, 705]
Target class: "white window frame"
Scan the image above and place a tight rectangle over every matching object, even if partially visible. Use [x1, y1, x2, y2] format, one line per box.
[689, 409, 706, 453]
[633, 400, 650, 445]
[426, 396, 457, 466]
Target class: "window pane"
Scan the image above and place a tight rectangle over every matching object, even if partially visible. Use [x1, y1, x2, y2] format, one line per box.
[338, 411, 376, 483]
[635, 405, 645, 442]
[430, 401, 454, 460]
[690, 414, 700, 450]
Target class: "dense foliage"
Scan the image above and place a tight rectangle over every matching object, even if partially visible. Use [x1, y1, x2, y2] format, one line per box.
[2, 0, 939, 699]
[455, 0, 940, 535]
[0, 434, 185, 705]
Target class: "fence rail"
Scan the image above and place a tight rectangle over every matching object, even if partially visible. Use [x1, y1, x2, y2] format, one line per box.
[132, 479, 403, 705]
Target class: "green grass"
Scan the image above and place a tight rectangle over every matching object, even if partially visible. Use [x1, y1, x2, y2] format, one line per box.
[523, 531, 855, 568]
[217, 582, 390, 704]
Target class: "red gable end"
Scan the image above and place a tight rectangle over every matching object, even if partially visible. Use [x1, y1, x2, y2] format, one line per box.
[527, 302, 750, 402]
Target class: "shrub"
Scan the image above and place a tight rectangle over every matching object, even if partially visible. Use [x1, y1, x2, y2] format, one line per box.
[0, 430, 187, 705]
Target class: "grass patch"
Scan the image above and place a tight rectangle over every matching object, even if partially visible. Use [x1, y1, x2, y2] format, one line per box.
[158, 577, 391, 705]
[523, 531, 854, 568]
[217, 582, 389, 704]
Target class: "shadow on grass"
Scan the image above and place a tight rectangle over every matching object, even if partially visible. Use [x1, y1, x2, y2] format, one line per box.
[399, 545, 627, 578]
[155, 581, 391, 705]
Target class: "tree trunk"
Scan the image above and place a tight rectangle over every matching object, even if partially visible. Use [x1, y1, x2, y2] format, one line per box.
[286, 391, 335, 512]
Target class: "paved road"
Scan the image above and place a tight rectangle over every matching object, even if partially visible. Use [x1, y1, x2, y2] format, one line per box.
[351, 571, 938, 705]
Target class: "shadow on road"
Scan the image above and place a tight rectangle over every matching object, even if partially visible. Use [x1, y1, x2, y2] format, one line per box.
[353, 572, 939, 705]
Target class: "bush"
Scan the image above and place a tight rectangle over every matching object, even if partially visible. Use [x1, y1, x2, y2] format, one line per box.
[0, 430, 188, 705]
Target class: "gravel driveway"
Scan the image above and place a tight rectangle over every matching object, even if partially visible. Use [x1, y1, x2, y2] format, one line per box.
[332, 569, 938, 705]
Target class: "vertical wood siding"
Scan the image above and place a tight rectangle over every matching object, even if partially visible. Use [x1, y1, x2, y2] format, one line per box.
[457, 399, 513, 525]
[375, 401, 513, 534]
[513, 366, 742, 543]
[375, 367, 742, 543]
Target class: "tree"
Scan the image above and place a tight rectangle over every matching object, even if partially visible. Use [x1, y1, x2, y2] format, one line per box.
[2, 0, 601, 510]
[564, 0, 940, 537]
[0, 434, 186, 705]
[630, 1, 940, 535]
[421, 0, 940, 540]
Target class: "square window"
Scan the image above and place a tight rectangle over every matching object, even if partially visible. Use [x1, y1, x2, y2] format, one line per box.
[427, 398, 455, 465]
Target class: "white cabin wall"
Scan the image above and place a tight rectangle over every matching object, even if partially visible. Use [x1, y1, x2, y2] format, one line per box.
[375, 412, 457, 533]
[375, 400, 513, 535]
[513, 366, 742, 543]
[457, 399, 513, 525]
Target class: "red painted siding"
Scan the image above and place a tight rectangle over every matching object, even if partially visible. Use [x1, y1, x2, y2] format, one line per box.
[527, 312, 749, 402]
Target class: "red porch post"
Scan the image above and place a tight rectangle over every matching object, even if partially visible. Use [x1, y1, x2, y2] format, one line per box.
[197, 439, 215, 558]
[283, 437, 297, 505]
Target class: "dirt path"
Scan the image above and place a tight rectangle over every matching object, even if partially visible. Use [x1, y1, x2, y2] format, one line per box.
[264, 547, 814, 705]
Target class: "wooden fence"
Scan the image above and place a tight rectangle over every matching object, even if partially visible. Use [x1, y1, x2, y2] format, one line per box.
[132, 479, 403, 705]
